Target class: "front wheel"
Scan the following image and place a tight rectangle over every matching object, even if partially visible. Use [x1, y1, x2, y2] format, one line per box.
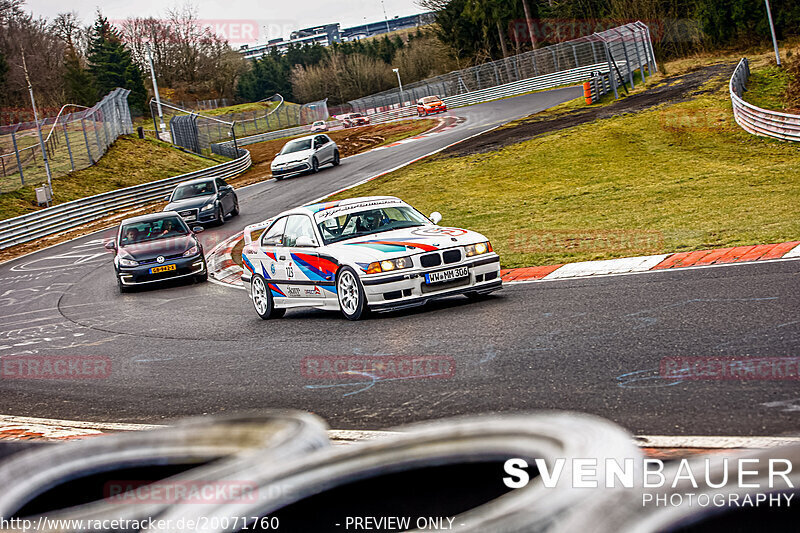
[311, 157, 319, 173]
[231, 196, 239, 216]
[336, 266, 369, 321]
[251, 274, 286, 319]
[332, 150, 340, 166]
[117, 276, 130, 294]
[216, 204, 225, 226]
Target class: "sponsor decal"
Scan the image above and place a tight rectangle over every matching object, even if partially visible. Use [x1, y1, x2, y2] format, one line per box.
[304, 286, 323, 296]
[313, 199, 405, 221]
[286, 287, 301, 297]
[411, 227, 468, 237]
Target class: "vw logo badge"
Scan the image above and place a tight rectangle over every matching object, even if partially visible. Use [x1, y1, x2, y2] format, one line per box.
[270, 263, 276, 275]
[156, 256, 165, 263]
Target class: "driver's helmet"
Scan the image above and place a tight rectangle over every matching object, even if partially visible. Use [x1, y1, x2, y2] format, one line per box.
[359, 210, 384, 231]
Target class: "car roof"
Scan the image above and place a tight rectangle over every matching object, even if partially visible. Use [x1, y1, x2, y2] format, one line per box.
[299, 196, 402, 216]
[120, 211, 183, 225]
[286, 134, 321, 142]
[173, 177, 216, 187]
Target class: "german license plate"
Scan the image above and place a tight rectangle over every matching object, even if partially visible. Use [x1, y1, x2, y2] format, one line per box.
[150, 264, 176, 274]
[425, 266, 469, 284]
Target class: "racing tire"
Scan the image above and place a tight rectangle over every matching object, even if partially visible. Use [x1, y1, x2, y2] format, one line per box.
[251, 274, 286, 319]
[0, 411, 330, 520]
[215, 204, 225, 226]
[157, 413, 641, 533]
[311, 157, 319, 174]
[231, 196, 239, 216]
[332, 150, 340, 166]
[117, 276, 131, 293]
[336, 266, 369, 321]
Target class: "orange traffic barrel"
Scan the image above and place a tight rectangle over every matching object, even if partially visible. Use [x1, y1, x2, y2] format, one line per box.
[583, 81, 592, 105]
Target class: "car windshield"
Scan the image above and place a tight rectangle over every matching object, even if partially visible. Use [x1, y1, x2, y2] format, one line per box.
[120, 216, 189, 245]
[280, 138, 313, 154]
[421, 96, 440, 104]
[313, 121, 324, 126]
[316, 206, 428, 245]
[171, 181, 214, 201]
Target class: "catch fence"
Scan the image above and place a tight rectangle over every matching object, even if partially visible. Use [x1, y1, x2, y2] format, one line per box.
[0, 89, 133, 194]
[348, 22, 655, 113]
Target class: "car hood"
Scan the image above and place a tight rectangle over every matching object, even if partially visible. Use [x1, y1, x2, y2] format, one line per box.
[272, 150, 313, 166]
[119, 235, 196, 261]
[327, 225, 488, 263]
[165, 197, 214, 212]
[423, 101, 444, 107]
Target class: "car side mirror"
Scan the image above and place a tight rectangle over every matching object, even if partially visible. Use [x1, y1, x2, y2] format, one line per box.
[192, 226, 204, 233]
[295, 235, 317, 247]
[163, 195, 171, 202]
[430, 212, 443, 224]
[104, 240, 116, 251]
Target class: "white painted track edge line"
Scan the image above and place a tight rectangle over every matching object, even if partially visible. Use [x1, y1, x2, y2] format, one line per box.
[505, 256, 800, 285]
[1, 415, 797, 448]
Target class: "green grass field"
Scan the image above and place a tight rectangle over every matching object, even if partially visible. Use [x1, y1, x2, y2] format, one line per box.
[327, 63, 800, 269]
[0, 136, 216, 221]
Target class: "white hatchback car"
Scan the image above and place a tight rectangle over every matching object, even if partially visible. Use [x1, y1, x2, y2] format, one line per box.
[241, 196, 502, 320]
[270, 134, 339, 180]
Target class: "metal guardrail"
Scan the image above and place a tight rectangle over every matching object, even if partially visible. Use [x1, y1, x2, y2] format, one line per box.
[730, 58, 800, 142]
[0, 151, 251, 250]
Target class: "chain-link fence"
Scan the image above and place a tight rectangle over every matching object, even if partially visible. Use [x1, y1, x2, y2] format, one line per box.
[348, 22, 655, 113]
[150, 95, 330, 157]
[0, 89, 133, 194]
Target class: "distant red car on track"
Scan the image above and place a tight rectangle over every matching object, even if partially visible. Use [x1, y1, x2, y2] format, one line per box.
[417, 95, 447, 117]
[342, 113, 370, 128]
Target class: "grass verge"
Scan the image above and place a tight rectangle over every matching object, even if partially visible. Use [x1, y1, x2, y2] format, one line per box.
[0, 136, 218, 221]
[325, 59, 799, 269]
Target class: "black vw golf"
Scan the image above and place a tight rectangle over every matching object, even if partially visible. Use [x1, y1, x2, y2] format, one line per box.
[105, 212, 207, 292]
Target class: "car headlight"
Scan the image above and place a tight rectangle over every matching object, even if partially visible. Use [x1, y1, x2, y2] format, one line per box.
[365, 256, 413, 274]
[119, 257, 138, 267]
[465, 241, 493, 257]
[183, 245, 199, 257]
[200, 203, 215, 212]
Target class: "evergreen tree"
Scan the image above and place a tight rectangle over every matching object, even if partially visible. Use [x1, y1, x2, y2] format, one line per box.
[86, 13, 148, 114]
[0, 52, 7, 89]
[63, 46, 96, 106]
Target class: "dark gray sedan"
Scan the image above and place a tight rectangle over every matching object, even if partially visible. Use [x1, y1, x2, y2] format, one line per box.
[164, 177, 239, 226]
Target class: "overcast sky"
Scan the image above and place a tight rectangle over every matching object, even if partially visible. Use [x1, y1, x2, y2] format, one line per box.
[27, 0, 426, 45]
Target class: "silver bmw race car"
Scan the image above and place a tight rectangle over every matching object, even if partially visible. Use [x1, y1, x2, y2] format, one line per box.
[241, 196, 501, 320]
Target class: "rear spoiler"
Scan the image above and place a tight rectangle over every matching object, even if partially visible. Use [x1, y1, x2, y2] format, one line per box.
[243, 219, 274, 245]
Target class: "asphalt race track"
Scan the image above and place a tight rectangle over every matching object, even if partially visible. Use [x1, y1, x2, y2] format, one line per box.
[1, 85, 798, 437]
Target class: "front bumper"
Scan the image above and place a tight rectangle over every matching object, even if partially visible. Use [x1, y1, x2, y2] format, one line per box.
[177, 207, 219, 224]
[421, 106, 447, 114]
[118, 255, 206, 285]
[362, 255, 501, 312]
[272, 162, 310, 178]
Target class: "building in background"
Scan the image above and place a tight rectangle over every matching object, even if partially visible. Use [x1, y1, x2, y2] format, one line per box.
[238, 12, 433, 60]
